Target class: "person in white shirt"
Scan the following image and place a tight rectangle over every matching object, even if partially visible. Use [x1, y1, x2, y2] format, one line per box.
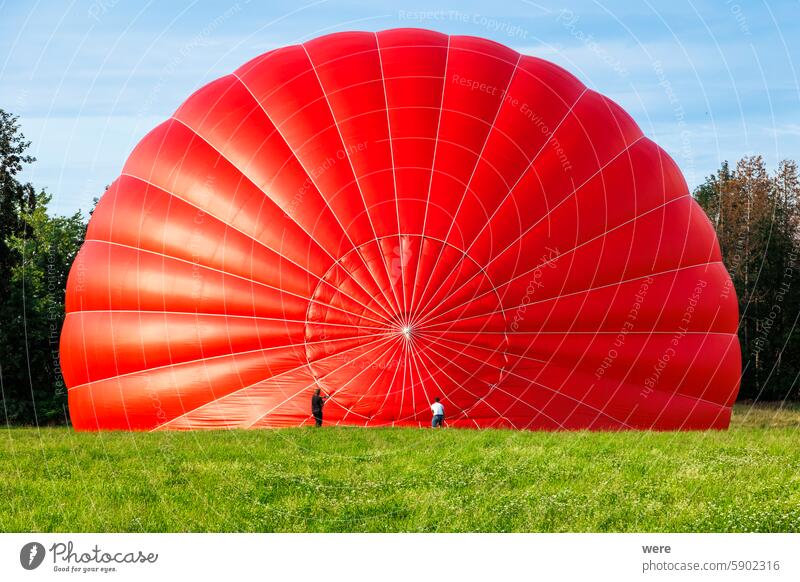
[430, 397, 445, 428]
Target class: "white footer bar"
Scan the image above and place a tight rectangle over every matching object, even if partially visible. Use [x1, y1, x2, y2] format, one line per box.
[1, 533, 797, 581]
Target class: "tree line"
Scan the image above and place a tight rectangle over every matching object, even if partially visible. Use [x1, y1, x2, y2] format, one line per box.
[0, 108, 797, 425]
[695, 156, 799, 401]
[1, 109, 86, 424]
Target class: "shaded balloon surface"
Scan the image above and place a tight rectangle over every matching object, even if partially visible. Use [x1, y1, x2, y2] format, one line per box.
[60, 29, 741, 431]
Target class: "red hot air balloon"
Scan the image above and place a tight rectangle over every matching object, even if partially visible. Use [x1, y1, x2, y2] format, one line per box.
[60, 29, 741, 431]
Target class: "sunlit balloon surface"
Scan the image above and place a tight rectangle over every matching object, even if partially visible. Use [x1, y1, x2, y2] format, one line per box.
[60, 29, 741, 431]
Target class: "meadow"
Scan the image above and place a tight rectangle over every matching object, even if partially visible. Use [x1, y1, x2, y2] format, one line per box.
[2, 403, 799, 532]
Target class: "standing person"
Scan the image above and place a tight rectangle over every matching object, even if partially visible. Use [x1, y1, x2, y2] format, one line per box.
[311, 388, 328, 427]
[430, 397, 445, 428]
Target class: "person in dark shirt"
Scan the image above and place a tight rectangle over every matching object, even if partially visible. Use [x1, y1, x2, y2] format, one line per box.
[311, 388, 328, 427]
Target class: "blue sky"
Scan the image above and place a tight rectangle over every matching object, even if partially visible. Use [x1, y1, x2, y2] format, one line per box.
[2, 0, 798, 216]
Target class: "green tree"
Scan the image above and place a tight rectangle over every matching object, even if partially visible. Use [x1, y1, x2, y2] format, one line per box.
[0, 110, 87, 424]
[0, 109, 36, 297]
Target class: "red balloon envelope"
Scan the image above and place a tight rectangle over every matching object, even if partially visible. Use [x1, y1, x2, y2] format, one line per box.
[60, 29, 741, 431]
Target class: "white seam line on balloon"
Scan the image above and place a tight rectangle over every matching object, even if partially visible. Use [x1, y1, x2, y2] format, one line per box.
[643, 304, 733, 425]
[407, 34, 451, 323]
[408, 84, 591, 322]
[165, 57, 282, 410]
[80, 238, 394, 330]
[406, 329, 437, 420]
[397, 240, 511, 422]
[174, 91, 399, 324]
[404, 328, 417, 417]
[311, 233, 507, 332]
[428, 329, 737, 336]
[552, 3, 724, 432]
[339, 335, 406, 424]
[392, 335, 420, 422]
[495, 192, 724, 428]
[552, 84, 686, 432]
[407, 337, 510, 425]
[413, 134, 652, 326]
[415, 342, 512, 427]
[154, 332, 398, 430]
[415, 337, 564, 429]
[322, 334, 405, 404]
[301, 41, 406, 321]
[69, 329, 395, 393]
[332, 336, 407, 424]
[368, 336, 407, 425]
[415, 185, 678, 329]
[62, 309, 386, 331]
[258, 41, 527, 142]
[242, 333, 402, 429]
[228, 73, 401, 324]
[409, 86, 592, 324]
[374, 32, 410, 321]
[625, 198, 735, 421]
[411, 52, 522, 322]
[282, 335, 405, 425]
[394, 332, 412, 424]
[420, 329, 599, 422]
[166, 113, 398, 323]
[423, 330, 735, 410]
[114, 172, 394, 329]
[62, 310, 386, 370]
[418, 332, 633, 428]
[413, 120, 643, 326]
[418, 261, 724, 335]
[165, 333, 398, 430]
[420, 332, 548, 366]
[376, 134, 514, 189]
[450, 257, 717, 319]
[405, 340, 467, 425]
[416, 331, 537, 418]
[406, 339, 468, 421]
[416, 195, 702, 330]
[413, 342, 519, 430]
[391, 340, 425, 424]
[373, 334, 408, 426]
[403, 336, 441, 424]
[110, 172, 388, 323]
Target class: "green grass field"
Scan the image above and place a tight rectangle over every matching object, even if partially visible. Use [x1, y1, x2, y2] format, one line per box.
[2, 403, 799, 532]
